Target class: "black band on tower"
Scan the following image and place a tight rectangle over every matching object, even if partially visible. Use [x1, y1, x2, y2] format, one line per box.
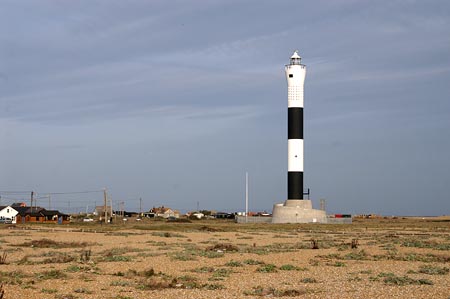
[288, 171, 303, 200]
[288, 108, 303, 139]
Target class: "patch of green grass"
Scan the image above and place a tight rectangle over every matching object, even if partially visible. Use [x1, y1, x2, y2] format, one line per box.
[279, 264, 304, 271]
[344, 249, 368, 260]
[359, 270, 373, 275]
[402, 253, 449, 263]
[348, 276, 363, 282]
[331, 261, 346, 267]
[113, 268, 156, 278]
[0, 270, 29, 285]
[322, 253, 340, 259]
[273, 234, 294, 238]
[36, 269, 67, 280]
[203, 283, 225, 290]
[243, 259, 264, 265]
[206, 243, 239, 252]
[170, 251, 197, 261]
[401, 239, 450, 251]
[256, 264, 277, 273]
[66, 265, 82, 272]
[236, 236, 254, 239]
[243, 286, 307, 297]
[104, 255, 132, 262]
[192, 266, 216, 273]
[15, 238, 94, 248]
[146, 240, 167, 246]
[211, 268, 233, 278]
[418, 264, 449, 275]
[136, 278, 173, 290]
[151, 232, 187, 238]
[200, 250, 225, 258]
[224, 260, 243, 267]
[383, 274, 433, 286]
[174, 275, 200, 289]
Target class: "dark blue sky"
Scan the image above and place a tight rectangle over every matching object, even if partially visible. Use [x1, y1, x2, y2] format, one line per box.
[1, 0, 449, 215]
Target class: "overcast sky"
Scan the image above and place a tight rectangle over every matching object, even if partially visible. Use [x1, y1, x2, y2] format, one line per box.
[1, 0, 449, 216]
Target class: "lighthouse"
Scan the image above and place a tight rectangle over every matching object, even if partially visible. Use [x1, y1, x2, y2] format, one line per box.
[272, 51, 327, 223]
[286, 51, 306, 201]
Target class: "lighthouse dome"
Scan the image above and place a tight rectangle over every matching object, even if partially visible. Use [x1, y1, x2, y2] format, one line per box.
[290, 51, 302, 65]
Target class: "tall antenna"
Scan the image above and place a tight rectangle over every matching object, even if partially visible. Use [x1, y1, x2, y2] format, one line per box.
[245, 172, 248, 223]
[103, 188, 108, 223]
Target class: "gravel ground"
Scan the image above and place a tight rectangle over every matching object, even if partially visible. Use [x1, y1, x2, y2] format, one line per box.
[0, 219, 449, 299]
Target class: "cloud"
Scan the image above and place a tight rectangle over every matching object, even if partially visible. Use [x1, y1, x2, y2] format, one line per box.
[1, 0, 450, 214]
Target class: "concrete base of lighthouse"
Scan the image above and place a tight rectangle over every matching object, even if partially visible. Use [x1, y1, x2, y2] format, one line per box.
[271, 200, 327, 223]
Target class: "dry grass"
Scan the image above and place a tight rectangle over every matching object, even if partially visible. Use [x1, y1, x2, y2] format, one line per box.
[15, 238, 95, 248]
[0, 252, 6, 264]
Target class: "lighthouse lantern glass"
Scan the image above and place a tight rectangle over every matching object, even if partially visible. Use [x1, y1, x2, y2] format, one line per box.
[290, 57, 301, 65]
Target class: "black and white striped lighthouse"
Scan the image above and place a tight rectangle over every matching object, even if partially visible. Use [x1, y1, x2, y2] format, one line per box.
[272, 52, 326, 223]
[285, 51, 306, 201]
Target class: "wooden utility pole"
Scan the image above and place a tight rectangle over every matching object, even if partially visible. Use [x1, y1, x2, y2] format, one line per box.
[139, 198, 142, 216]
[110, 197, 113, 221]
[103, 188, 108, 224]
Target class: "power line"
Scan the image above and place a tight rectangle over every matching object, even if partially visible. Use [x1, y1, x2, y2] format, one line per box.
[0, 191, 32, 194]
[40, 190, 104, 195]
[0, 196, 25, 201]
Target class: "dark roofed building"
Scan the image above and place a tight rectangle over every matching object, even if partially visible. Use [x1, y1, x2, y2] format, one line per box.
[15, 206, 70, 224]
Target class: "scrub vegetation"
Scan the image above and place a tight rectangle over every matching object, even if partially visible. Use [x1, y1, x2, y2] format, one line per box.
[0, 216, 449, 298]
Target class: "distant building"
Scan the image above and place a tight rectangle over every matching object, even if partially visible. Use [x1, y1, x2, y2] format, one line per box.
[113, 210, 139, 218]
[14, 206, 69, 224]
[150, 206, 179, 219]
[213, 212, 235, 219]
[0, 206, 19, 224]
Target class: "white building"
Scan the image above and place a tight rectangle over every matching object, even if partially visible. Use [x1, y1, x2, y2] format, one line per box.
[0, 206, 19, 224]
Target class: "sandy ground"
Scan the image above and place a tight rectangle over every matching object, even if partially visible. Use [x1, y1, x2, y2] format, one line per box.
[0, 218, 449, 299]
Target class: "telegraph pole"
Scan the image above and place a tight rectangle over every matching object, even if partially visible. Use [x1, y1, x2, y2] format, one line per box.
[110, 196, 113, 222]
[139, 198, 142, 216]
[30, 191, 34, 212]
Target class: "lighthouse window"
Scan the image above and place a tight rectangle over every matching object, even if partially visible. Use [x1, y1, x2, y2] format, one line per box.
[289, 74, 293, 78]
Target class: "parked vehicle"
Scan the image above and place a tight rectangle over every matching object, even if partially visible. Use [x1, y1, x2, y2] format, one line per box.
[0, 218, 12, 224]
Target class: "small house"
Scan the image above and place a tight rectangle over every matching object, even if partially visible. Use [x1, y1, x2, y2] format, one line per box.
[150, 206, 180, 219]
[0, 206, 19, 224]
